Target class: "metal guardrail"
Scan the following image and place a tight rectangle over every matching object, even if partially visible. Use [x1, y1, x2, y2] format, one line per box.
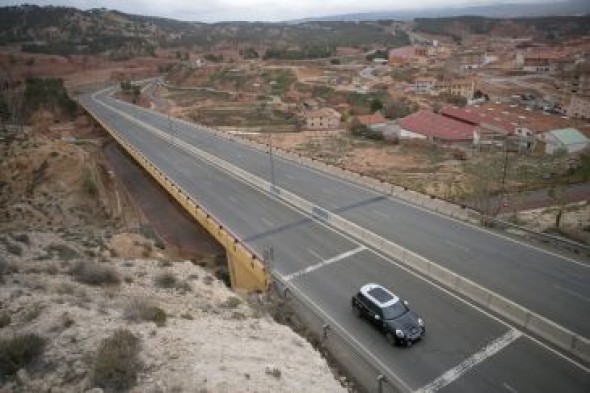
[271, 272, 409, 393]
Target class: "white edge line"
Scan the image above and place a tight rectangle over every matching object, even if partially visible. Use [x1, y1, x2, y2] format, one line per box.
[91, 93, 590, 375]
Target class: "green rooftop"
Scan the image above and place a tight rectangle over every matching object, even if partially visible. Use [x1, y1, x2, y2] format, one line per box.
[550, 128, 588, 145]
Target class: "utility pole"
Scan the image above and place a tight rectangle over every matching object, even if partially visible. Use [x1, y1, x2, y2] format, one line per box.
[168, 113, 175, 144]
[260, 96, 276, 189]
[268, 129, 276, 188]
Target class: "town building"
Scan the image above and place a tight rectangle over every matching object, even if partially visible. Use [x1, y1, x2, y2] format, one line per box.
[388, 46, 426, 67]
[440, 103, 590, 153]
[558, 62, 590, 109]
[436, 79, 476, 99]
[566, 96, 590, 119]
[414, 77, 437, 94]
[397, 110, 475, 146]
[305, 108, 341, 130]
[541, 128, 589, 154]
[351, 113, 388, 132]
[447, 50, 485, 73]
[518, 50, 568, 73]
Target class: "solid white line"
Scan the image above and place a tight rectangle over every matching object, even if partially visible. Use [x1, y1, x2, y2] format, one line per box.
[260, 217, 274, 228]
[372, 209, 390, 219]
[307, 248, 324, 261]
[91, 93, 590, 373]
[554, 284, 590, 304]
[284, 246, 366, 281]
[443, 240, 471, 253]
[503, 382, 519, 393]
[415, 329, 523, 393]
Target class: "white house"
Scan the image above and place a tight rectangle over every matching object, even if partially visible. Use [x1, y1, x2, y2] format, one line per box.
[542, 128, 589, 154]
[305, 108, 341, 130]
[414, 77, 437, 94]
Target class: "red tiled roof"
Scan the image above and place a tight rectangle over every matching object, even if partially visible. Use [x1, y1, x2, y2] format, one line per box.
[355, 113, 387, 126]
[441, 106, 514, 132]
[388, 46, 416, 59]
[398, 110, 475, 141]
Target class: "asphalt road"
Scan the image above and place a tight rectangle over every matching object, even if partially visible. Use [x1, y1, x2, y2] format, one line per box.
[79, 90, 590, 393]
[97, 89, 590, 339]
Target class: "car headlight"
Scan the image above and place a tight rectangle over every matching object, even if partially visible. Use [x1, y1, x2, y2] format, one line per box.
[418, 318, 424, 326]
[395, 329, 405, 337]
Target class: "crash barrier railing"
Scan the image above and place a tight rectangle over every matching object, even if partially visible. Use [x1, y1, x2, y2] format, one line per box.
[272, 272, 410, 393]
[484, 216, 590, 257]
[90, 92, 590, 363]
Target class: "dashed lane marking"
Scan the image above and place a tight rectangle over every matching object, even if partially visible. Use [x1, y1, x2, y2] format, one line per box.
[415, 329, 522, 393]
[284, 246, 366, 281]
[307, 248, 324, 261]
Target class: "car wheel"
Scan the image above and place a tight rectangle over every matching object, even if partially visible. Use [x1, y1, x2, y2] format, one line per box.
[385, 332, 396, 346]
[406, 340, 413, 348]
[353, 305, 362, 318]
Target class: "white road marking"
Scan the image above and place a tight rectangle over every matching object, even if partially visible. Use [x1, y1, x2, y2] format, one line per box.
[503, 382, 519, 393]
[415, 329, 522, 393]
[307, 248, 324, 261]
[372, 209, 390, 219]
[284, 246, 366, 281]
[554, 284, 590, 304]
[443, 240, 471, 253]
[260, 217, 274, 228]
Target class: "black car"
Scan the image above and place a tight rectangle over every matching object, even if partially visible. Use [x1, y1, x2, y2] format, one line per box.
[352, 283, 425, 346]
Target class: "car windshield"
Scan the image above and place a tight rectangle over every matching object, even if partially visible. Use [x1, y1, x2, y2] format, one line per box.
[382, 301, 408, 319]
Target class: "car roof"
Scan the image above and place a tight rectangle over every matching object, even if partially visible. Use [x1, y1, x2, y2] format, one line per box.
[360, 283, 399, 308]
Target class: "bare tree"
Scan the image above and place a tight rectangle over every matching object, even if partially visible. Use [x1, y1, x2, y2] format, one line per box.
[466, 152, 506, 221]
[545, 150, 570, 231]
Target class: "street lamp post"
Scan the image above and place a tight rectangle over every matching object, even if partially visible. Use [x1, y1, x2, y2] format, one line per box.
[168, 113, 175, 144]
[259, 98, 276, 189]
[268, 129, 276, 188]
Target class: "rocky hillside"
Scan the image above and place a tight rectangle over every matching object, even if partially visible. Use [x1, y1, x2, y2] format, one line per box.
[413, 15, 590, 42]
[0, 5, 408, 59]
[0, 232, 345, 392]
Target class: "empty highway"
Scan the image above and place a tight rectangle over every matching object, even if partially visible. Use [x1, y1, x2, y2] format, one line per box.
[79, 88, 590, 393]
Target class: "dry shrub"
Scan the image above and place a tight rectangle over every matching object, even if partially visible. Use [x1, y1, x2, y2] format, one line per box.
[92, 329, 141, 391]
[154, 271, 177, 289]
[0, 312, 10, 328]
[220, 296, 242, 309]
[0, 257, 16, 280]
[0, 333, 46, 377]
[70, 261, 121, 286]
[5, 242, 23, 257]
[123, 299, 166, 327]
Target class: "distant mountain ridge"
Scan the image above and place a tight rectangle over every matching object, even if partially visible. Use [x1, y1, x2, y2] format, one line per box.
[289, 0, 590, 23]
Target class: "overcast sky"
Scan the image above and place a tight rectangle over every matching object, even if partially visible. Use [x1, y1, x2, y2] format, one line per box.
[0, 0, 561, 22]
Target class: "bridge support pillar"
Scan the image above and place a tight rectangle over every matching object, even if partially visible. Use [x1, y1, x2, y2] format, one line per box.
[226, 251, 268, 292]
